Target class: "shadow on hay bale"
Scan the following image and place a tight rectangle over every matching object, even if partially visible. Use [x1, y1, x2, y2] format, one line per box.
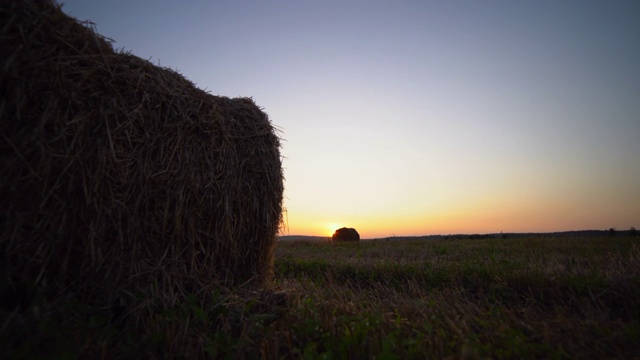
[0, 0, 283, 310]
[332, 228, 360, 242]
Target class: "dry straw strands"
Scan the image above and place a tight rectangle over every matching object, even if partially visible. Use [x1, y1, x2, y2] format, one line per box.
[0, 0, 284, 312]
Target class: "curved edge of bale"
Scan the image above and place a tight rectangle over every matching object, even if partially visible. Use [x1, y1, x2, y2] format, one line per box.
[0, 0, 284, 316]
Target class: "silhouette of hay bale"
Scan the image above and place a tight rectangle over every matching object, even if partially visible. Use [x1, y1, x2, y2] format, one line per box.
[0, 0, 283, 310]
[332, 227, 360, 242]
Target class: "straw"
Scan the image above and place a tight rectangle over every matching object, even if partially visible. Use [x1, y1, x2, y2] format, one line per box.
[0, 0, 284, 313]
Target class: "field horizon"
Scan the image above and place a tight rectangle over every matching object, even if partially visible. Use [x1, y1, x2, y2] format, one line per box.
[279, 228, 634, 242]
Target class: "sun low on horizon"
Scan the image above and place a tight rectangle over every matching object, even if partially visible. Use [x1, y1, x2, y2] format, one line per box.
[325, 224, 345, 237]
[62, 0, 640, 239]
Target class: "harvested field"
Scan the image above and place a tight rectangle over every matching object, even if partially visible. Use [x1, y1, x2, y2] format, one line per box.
[2, 235, 639, 358]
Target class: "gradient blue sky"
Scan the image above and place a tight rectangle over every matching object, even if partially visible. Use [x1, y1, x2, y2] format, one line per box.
[62, 1, 640, 238]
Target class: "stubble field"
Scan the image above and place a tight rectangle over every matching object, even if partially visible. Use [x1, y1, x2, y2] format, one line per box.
[270, 235, 639, 359]
[3, 234, 639, 359]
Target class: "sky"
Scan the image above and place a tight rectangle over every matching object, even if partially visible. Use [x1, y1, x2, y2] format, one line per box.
[61, 1, 640, 238]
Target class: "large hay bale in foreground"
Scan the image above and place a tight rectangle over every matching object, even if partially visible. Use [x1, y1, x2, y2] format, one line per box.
[0, 0, 283, 309]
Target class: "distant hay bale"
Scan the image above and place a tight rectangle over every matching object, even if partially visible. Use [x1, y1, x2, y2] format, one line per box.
[332, 228, 360, 242]
[0, 0, 284, 310]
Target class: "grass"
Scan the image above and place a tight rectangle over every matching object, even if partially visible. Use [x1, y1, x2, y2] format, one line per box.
[2, 235, 639, 358]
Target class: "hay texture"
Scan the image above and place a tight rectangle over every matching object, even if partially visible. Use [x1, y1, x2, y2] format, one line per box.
[332, 228, 360, 242]
[0, 0, 284, 309]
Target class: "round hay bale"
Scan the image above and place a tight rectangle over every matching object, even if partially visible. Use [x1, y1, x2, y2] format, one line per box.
[332, 227, 360, 242]
[0, 0, 284, 309]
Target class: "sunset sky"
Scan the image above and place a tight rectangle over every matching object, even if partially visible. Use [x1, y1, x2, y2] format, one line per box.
[62, 1, 640, 238]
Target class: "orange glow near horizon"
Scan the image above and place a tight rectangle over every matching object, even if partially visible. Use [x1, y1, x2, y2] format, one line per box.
[284, 191, 640, 239]
[326, 223, 344, 237]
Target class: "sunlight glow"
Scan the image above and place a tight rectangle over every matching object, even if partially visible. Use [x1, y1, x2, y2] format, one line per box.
[326, 223, 343, 237]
